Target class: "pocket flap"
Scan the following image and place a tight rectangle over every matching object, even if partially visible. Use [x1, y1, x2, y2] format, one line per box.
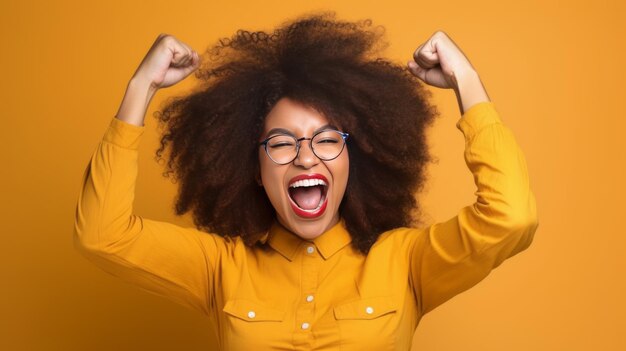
[333, 296, 397, 320]
[223, 299, 285, 322]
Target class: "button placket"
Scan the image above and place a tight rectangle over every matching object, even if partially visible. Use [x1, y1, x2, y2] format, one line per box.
[293, 243, 319, 348]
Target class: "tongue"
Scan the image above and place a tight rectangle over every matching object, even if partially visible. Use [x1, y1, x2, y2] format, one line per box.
[291, 186, 323, 210]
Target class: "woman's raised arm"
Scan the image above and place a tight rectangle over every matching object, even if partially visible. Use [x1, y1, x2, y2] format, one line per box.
[73, 35, 224, 316]
[406, 31, 539, 315]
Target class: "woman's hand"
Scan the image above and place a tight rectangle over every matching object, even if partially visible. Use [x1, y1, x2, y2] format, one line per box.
[115, 34, 201, 126]
[132, 33, 201, 91]
[407, 31, 490, 115]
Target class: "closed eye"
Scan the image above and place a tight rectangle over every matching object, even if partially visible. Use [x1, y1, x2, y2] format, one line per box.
[269, 143, 294, 148]
[316, 139, 339, 144]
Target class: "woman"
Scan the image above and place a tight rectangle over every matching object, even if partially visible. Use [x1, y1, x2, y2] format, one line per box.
[74, 12, 538, 350]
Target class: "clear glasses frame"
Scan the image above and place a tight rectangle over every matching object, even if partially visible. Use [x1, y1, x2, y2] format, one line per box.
[259, 129, 350, 165]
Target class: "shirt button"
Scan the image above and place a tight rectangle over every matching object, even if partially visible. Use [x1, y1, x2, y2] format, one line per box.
[247, 311, 256, 319]
[301, 322, 310, 330]
[306, 295, 314, 302]
[306, 246, 315, 254]
[365, 306, 374, 314]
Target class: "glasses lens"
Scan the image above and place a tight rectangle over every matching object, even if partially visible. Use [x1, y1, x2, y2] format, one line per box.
[266, 134, 297, 164]
[312, 131, 345, 160]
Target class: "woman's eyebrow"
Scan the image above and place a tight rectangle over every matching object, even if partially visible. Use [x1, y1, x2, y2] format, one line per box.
[265, 127, 293, 137]
[265, 124, 336, 137]
[316, 124, 337, 133]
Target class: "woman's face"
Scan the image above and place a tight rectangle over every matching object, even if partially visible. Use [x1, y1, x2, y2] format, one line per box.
[259, 97, 349, 240]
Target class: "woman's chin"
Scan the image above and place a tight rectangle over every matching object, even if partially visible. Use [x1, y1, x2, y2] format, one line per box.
[279, 208, 337, 240]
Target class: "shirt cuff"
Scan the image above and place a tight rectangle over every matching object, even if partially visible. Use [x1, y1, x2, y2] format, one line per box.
[455, 101, 502, 141]
[102, 117, 146, 150]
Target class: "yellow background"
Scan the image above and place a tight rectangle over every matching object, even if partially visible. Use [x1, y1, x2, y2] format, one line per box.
[2, 0, 624, 349]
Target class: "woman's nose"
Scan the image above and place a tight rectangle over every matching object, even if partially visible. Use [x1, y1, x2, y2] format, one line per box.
[293, 141, 319, 168]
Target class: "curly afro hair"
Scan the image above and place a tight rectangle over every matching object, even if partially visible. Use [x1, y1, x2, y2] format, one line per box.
[153, 11, 439, 254]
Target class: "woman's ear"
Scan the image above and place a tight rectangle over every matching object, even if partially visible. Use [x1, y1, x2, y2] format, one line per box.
[256, 174, 263, 187]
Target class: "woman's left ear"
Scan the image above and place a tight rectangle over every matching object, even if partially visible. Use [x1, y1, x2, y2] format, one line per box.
[255, 174, 263, 187]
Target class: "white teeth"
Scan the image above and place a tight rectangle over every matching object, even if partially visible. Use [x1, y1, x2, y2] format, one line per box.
[289, 178, 328, 188]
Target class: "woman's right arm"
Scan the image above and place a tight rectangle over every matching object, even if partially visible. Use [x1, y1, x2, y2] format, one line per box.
[73, 35, 219, 316]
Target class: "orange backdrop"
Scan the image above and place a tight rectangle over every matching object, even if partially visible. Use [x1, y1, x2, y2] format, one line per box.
[2, 0, 625, 349]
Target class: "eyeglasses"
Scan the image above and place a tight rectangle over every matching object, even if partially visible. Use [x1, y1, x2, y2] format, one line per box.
[259, 129, 349, 165]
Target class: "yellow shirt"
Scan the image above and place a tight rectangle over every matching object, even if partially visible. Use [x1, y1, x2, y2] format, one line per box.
[74, 101, 538, 350]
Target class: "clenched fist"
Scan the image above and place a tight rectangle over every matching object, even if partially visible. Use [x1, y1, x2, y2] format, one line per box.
[132, 33, 201, 91]
[115, 34, 201, 126]
[407, 31, 477, 90]
[407, 31, 490, 115]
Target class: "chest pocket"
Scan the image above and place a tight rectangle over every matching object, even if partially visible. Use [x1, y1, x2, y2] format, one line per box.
[334, 296, 396, 320]
[223, 299, 285, 322]
[333, 296, 398, 350]
[222, 299, 287, 350]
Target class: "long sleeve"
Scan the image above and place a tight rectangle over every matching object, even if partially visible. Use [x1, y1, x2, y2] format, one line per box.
[410, 101, 539, 315]
[73, 117, 222, 316]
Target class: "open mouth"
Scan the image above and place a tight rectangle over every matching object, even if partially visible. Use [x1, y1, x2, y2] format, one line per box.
[287, 174, 329, 218]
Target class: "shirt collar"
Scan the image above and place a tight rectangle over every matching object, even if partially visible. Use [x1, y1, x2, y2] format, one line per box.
[263, 218, 352, 261]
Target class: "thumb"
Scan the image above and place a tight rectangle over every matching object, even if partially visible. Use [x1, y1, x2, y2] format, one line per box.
[407, 61, 427, 82]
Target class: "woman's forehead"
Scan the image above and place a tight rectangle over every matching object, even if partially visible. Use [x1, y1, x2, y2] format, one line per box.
[263, 98, 332, 134]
